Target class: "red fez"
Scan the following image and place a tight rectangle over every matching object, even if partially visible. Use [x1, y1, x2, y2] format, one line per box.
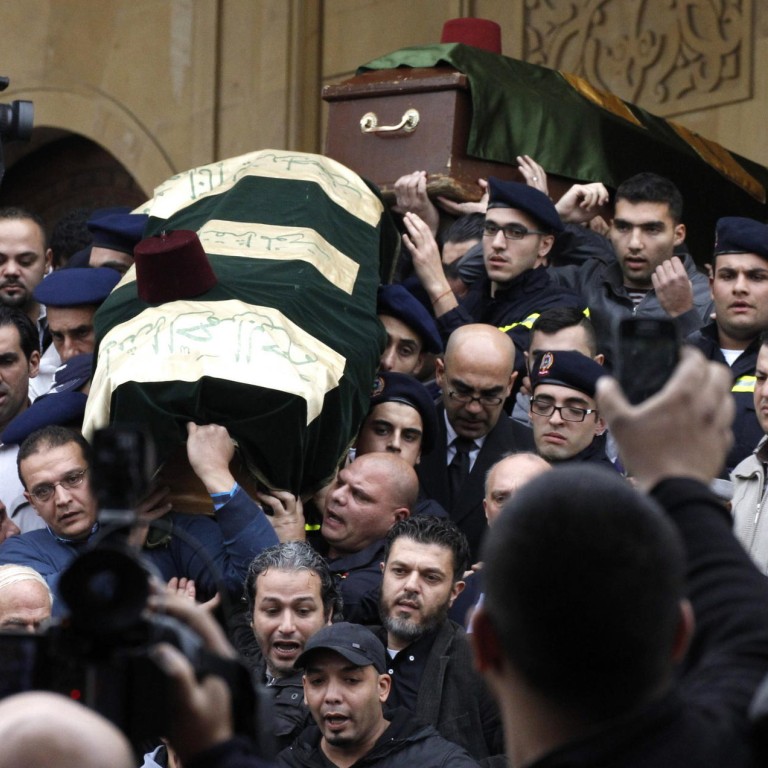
[134, 230, 218, 304]
[440, 18, 502, 54]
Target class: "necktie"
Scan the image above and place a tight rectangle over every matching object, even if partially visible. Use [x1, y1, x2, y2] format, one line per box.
[448, 436, 474, 504]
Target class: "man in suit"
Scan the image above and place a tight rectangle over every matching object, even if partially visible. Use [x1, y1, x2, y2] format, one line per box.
[416, 323, 529, 560]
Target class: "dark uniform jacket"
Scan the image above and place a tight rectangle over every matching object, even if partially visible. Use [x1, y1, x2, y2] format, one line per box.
[686, 323, 763, 473]
[277, 707, 479, 768]
[416, 404, 531, 561]
[436, 267, 585, 373]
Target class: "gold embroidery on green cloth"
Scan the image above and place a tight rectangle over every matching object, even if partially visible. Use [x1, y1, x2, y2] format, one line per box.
[560, 72, 643, 128]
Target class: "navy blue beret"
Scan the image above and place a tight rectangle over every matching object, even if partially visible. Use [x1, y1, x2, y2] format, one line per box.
[34, 267, 121, 307]
[487, 177, 564, 234]
[87, 208, 148, 254]
[531, 350, 605, 399]
[377, 284, 443, 354]
[714, 217, 768, 260]
[50, 353, 93, 394]
[368, 371, 438, 455]
[2, 391, 88, 445]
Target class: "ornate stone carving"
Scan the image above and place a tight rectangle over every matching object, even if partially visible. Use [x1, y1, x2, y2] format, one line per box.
[524, 0, 752, 117]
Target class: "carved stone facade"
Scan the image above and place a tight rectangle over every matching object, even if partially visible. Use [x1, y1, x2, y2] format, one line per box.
[524, 0, 752, 117]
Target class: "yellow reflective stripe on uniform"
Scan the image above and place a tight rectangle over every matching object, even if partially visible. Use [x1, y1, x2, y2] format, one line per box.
[305, 523, 322, 531]
[497, 307, 589, 335]
[498, 313, 540, 334]
[732, 375, 756, 393]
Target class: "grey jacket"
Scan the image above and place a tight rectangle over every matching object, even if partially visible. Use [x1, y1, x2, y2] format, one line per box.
[731, 436, 768, 574]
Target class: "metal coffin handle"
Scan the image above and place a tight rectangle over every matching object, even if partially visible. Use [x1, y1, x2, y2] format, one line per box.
[360, 108, 420, 134]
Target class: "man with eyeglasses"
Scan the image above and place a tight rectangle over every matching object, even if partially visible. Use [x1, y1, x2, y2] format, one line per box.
[403, 177, 584, 374]
[529, 350, 616, 468]
[0, 423, 279, 616]
[416, 324, 533, 561]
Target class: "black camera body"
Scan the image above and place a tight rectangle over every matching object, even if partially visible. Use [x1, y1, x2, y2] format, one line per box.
[0, 76, 34, 187]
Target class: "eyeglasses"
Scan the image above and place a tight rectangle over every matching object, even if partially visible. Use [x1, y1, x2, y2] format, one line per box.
[29, 468, 88, 503]
[483, 221, 548, 240]
[449, 390, 504, 407]
[530, 398, 597, 423]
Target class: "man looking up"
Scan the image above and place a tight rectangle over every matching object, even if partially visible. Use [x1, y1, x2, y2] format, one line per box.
[553, 172, 712, 367]
[688, 216, 768, 472]
[378, 516, 504, 765]
[529, 350, 614, 467]
[416, 323, 529, 561]
[241, 541, 340, 750]
[279, 621, 478, 768]
[472, 349, 768, 767]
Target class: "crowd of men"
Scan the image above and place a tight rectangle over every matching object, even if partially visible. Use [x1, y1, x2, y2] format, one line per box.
[1, 152, 768, 768]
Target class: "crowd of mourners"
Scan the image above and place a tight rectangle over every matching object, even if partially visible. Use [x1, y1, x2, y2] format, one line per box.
[0, 150, 768, 768]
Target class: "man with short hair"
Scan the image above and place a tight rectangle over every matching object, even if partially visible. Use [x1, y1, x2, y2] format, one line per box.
[553, 172, 713, 367]
[0, 423, 279, 615]
[377, 516, 504, 765]
[472, 348, 768, 767]
[240, 541, 340, 750]
[279, 621, 478, 768]
[482, 452, 551, 525]
[688, 216, 768, 472]
[529, 350, 613, 467]
[0, 563, 52, 632]
[0, 307, 41, 532]
[377, 284, 442, 376]
[320, 452, 417, 623]
[416, 323, 530, 561]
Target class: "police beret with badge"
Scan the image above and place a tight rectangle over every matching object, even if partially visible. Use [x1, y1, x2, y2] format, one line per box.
[487, 177, 564, 234]
[33, 267, 121, 307]
[369, 370, 438, 455]
[713, 216, 768, 260]
[531, 349, 605, 398]
[377, 284, 443, 354]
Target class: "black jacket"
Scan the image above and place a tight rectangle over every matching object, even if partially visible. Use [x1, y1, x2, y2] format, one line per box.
[277, 707, 479, 768]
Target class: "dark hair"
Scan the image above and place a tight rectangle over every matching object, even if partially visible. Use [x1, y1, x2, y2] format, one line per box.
[482, 465, 685, 721]
[0, 306, 39, 361]
[0, 207, 48, 249]
[531, 308, 598, 357]
[445, 213, 485, 244]
[384, 515, 470, 581]
[17, 425, 92, 489]
[244, 540, 342, 621]
[49, 208, 93, 268]
[615, 173, 683, 224]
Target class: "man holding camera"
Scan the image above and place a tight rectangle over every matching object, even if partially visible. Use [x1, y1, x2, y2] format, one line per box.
[0, 423, 278, 615]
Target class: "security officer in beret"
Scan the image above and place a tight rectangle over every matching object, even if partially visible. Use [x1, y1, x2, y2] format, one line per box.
[354, 371, 447, 520]
[687, 216, 768, 473]
[403, 177, 585, 375]
[86, 207, 148, 275]
[32, 267, 119, 396]
[377, 284, 442, 376]
[529, 350, 615, 468]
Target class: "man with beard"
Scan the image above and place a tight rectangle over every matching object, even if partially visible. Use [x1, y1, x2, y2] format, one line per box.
[377, 516, 504, 766]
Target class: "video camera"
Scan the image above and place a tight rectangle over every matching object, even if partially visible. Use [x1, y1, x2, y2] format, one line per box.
[0, 76, 34, 187]
[0, 426, 274, 756]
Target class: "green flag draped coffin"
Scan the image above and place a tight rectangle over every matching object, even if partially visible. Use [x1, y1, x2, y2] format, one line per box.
[82, 149, 396, 496]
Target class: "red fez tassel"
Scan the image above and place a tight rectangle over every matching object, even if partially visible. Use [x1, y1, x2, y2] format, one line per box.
[440, 18, 502, 54]
[134, 230, 218, 303]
